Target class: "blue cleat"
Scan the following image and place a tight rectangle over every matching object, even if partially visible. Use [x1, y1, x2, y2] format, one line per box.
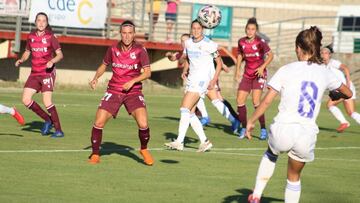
[231, 119, 241, 135]
[51, 130, 64, 138]
[41, 121, 53, 136]
[200, 117, 210, 126]
[260, 128, 268, 140]
[238, 128, 246, 139]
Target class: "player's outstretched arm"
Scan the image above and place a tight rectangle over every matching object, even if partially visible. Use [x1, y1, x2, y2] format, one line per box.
[89, 63, 107, 90]
[329, 84, 353, 101]
[246, 88, 278, 139]
[181, 60, 189, 80]
[46, 49, 63, 68]
[15, 50, 30, 67]
[122, 66, 151, 91]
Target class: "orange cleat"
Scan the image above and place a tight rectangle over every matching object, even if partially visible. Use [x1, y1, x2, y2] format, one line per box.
[88, 154, 100, 164]
[140, 149, 154, 166]
[336, 123, 350, 133]
[12, 107, 25, 126]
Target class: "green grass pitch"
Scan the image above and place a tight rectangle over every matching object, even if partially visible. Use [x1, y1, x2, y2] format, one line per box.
[0, 88, 359, 203]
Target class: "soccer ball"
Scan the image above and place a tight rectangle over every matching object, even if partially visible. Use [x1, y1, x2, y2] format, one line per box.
[197, 5, 222, 29]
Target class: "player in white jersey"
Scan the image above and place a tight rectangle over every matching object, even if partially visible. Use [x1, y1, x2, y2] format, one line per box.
[321, 45, 360, 132]
[245, 27, 352, 203]
[164, 20, 222, 152]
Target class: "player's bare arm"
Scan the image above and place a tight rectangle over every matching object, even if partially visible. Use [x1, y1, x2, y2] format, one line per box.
[181, 57, 189, 80]
[255, 51, 274, 77]
[15, 50, 31, 67]
[246, 88, 278, 139]
[235, 54, 243, 81]
[339, 63, 351, 87]
[122, 66, 151, 91]
[46, 49, 63, 68]
[208, 55, 222, 90]
[90, 63, 107, 90]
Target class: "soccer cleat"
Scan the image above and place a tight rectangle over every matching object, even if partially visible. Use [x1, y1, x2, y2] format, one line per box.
[248, 194, 260, 203]
[231, 119, 241, 135]
[200, 117, 210, 126]
[197, 140, 213, 152]
[50, 130, 64, 138]
[140, 149, 154, 166]
[238, 128, 246, 139]
[336, 123, 350, 133]
[164, 141, 184, 151]
[41, 121, 53, 135]
[259, 128, 268, 140]
[12, 107, 25, 126]
[88, 154, 100, 164]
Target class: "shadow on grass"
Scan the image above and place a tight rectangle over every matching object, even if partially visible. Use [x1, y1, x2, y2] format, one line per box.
[0, 133, 23, 137]
[84, 142, 145, 165]
[222, 188, 283, 203]
[21, 121, 43, 133]
[319, 126, 359, 135]
[164, 132, 198, 149]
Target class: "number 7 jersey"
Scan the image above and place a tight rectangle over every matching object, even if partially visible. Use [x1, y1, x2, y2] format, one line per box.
[267, 61, 342, 125]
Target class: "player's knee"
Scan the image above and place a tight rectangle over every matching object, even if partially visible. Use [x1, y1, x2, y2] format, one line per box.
[94, 120, 106, 128]
[22, 97, 32, 106]
[264, 148, 278, 163]
[138, 122, 148, 129]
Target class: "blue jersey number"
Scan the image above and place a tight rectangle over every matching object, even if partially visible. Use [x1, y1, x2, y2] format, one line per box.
[298, 81, 318, 118]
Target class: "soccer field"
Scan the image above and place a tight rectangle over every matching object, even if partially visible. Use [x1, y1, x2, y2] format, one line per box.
[0, 88, 359, 203]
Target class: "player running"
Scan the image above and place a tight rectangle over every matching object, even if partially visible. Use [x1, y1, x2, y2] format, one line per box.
[321, 45, 360, 132]
[0, 104, 24, 125]
[164, 19, 222, 152]
[88, 21, 154, 166]
[15, 12, 64, 137]
[235, 17, 274, 140]
[246, 26, 352, 203]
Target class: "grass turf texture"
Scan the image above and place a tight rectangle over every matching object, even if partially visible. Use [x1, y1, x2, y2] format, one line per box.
[0, 88, 359, 203]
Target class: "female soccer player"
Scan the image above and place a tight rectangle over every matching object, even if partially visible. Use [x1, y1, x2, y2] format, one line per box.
[235, 17, 273, 140]
[164, 20, 222, 152]
[166, 33, 240, 132]
[0, 104, 24, 125]
[88, 21, 154, 166]
[246, 26, 352, 203]
[15, 12, 64, 137]
[321, 45, 360, 132]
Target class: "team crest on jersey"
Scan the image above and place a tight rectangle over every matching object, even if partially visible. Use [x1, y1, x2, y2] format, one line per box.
[252, 44, 258, 50]
[116, 51, 120, 57]
[42, 38, 47, 44]
[130, 52, 136, 59]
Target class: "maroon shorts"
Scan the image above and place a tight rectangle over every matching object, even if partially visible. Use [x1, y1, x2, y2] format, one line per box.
[98, 91, 146, 118]
[24, 72, 56, 93]
[238, 77, 266, 92]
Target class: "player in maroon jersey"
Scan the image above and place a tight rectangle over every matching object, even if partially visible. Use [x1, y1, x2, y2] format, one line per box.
[15, 12, 64, 138]
[235, 17, 274, 140]
[88, 20, 154, 166]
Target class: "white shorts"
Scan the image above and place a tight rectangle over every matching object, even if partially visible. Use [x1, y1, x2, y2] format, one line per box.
[185, 79, 209, 98]
[268, 122, 319, 163]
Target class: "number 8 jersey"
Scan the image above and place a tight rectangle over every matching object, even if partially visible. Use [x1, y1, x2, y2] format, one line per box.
[267, 61, 342, 125]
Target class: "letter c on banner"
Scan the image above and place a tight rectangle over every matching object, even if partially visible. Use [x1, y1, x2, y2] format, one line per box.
[77, 0, 93, 25]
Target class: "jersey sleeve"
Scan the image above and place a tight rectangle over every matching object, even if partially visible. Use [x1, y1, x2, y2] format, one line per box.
[25, 36, 31, 51]
[51, 34, 61, 51]
[139, 47, 150, 68]
[237, 39, 243, 55]
[260, 38, 270, 55]
[332, 59, 342, 69]
[326, 69, 343, 91]
[267, 66, 286, 92]
[102, 47, 112, 65]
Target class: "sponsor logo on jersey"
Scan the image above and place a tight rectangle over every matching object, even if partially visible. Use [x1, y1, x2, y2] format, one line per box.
[116, 51, 120, 57]
[32, 47, 48, 52]
[112, 63, 139, 70]
[31, 38, 35, 42]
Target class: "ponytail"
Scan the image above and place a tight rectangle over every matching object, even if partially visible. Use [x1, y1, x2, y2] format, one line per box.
[295, 26, 323, 64]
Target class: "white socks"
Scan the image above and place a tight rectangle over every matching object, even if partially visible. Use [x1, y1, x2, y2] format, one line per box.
[253, 151, 277, 199]
[177, 108, 208, 144]
[329, 106, 348, 124]
[351, 112, 360, 124]
[0, 104, 15, 115]
[196, 98, 209, 118]
[176, 107, 190, 143]
[285, 179, 301, 203]
[190, 113, 207, 143]
[211, 99, 235, 123]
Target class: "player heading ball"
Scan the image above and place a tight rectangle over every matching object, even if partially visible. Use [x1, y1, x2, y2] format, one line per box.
[88, 20, 154, 166]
